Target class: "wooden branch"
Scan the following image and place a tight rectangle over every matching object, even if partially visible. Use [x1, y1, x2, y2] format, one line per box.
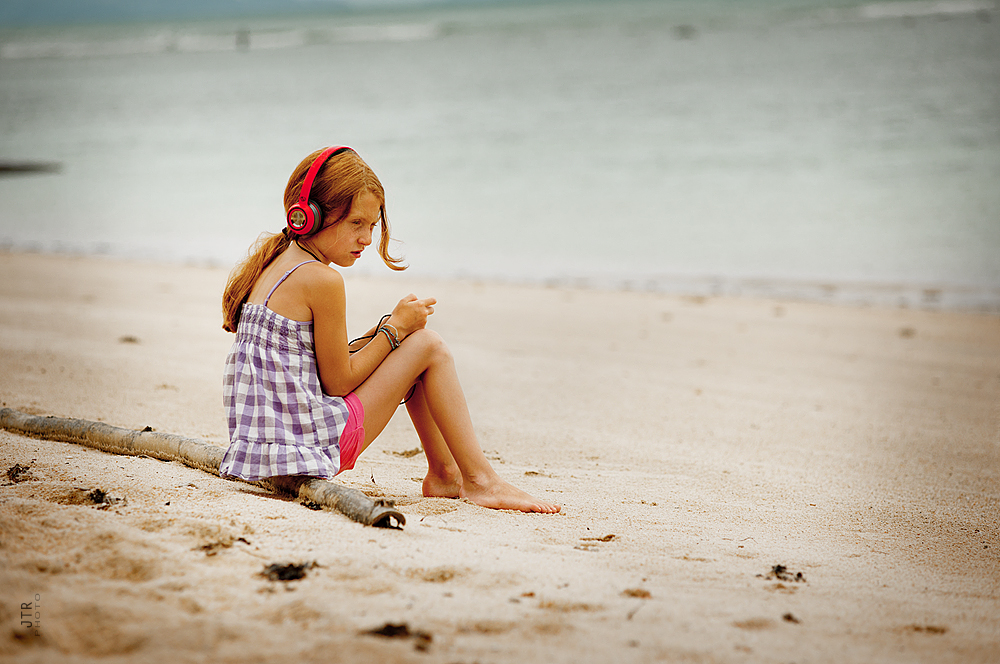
[0, 408, 405, 529]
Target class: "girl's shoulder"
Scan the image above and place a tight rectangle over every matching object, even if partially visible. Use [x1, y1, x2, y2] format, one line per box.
[286, 260, 345, 306]
[272, 257, 341, 285]
[249, 259, 341, 311]
[295, 260, 343, 286]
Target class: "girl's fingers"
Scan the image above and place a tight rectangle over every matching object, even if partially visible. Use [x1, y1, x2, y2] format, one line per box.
[391, 296, 436, 335]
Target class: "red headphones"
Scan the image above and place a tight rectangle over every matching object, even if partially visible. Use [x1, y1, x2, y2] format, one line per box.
[286, 145, 352, 236]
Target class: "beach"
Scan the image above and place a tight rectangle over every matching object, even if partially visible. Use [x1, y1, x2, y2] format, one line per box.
[1, 251, 998, 663]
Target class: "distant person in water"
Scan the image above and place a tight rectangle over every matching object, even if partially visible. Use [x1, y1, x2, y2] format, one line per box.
[220, 146, 559, 514]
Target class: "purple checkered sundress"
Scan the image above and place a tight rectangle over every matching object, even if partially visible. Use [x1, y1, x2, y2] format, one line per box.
[220, 261, 351, 480]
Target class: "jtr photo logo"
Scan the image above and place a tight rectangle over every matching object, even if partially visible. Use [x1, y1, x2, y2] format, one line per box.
[20, 595, 40, 636]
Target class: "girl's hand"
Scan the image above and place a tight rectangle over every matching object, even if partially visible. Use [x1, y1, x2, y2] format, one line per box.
[388, 294, 436, 338]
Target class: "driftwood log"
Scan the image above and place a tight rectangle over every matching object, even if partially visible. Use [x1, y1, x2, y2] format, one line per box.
[0, 408, 405, 529]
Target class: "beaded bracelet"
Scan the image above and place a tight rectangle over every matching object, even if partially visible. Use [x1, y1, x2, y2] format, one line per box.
[378, 326, 400, 351]
[381, 322, 399, 342]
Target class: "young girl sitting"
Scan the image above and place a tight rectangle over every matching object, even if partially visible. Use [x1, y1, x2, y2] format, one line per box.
[220, 146, 560, 514]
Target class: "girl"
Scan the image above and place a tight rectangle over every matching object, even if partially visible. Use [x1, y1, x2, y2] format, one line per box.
[220, 146, 559, 514]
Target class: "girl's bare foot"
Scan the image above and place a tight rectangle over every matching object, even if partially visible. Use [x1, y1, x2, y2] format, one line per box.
[422, 468, 462, 499]
[461, 477, 561, 514]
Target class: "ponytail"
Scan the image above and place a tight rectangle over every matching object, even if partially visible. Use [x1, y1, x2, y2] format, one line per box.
[221, 230, 292, 332]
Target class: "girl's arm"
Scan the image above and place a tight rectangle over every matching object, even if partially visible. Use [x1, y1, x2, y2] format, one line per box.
[347, 321, 380, 354]
[307, 267, 434, 397]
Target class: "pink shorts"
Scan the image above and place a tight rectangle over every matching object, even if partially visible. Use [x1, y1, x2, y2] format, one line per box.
[337, 393, 365, 475]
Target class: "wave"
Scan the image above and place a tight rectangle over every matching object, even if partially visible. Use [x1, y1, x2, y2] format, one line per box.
[0, 22, 443, 60]
[5, 0, 996, 61]
[859, 0, 995, 19]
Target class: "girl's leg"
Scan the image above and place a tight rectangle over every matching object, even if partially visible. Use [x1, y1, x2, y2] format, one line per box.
[354, 330, 560, 513]
[404, 381, 464, 499]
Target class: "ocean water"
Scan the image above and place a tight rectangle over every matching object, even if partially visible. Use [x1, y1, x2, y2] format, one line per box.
[1, 0, 998, 310]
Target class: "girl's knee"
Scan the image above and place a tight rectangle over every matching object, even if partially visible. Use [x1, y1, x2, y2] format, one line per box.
[405, 328, 450, 361]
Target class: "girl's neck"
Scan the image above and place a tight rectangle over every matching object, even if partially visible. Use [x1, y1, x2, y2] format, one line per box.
[294, 239, 326, 264]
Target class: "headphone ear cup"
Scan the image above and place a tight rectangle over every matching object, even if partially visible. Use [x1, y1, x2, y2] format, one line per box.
[286, 200, 324, 236]
[306, 200, 323, 235]
[286, 204, 312, 236]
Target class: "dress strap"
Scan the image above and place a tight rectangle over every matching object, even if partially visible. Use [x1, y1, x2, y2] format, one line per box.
[264, 261, 317, 306]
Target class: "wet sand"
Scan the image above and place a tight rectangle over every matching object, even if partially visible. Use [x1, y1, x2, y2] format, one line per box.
[1, 252, 998, 663]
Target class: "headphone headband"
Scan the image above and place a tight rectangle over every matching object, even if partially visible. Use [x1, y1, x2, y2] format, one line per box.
[286, 145, 352, 236]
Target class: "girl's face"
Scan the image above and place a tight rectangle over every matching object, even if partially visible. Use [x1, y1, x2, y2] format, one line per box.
[316, 189, 381, 267]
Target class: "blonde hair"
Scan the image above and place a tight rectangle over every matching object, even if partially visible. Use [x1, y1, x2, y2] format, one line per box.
[222, 148, 405, 333]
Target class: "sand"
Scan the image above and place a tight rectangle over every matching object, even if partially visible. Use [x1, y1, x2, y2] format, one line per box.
[0, 251, 998, 663]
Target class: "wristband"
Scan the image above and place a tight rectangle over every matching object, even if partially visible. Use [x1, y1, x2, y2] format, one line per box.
[378, 326, 399, 351]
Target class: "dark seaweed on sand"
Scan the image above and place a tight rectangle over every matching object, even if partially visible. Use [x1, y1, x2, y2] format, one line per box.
[6, 463, 34, 483]
[758, 564, 807, 583]
[362, 623, 433, 651]
[84, 488, 121, 509]
[260, 561, 318, 581]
